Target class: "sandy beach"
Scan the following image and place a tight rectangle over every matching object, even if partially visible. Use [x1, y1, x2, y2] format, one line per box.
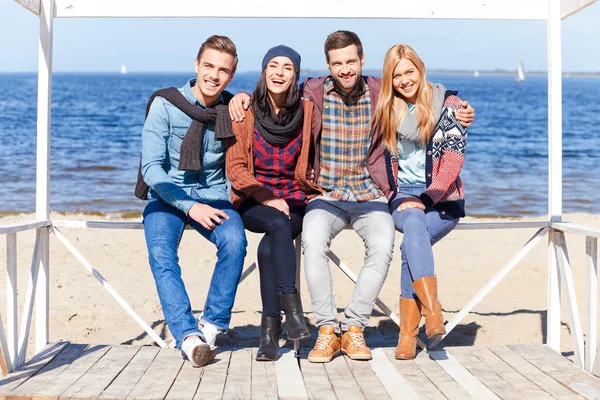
[0, 212, 598, 360]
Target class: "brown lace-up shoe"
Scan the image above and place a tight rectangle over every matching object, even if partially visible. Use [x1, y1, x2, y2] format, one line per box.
[307, 326, 341, 363]
[341, 325, 372, 360]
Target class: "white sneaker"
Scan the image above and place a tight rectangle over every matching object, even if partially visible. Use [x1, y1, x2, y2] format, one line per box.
[200, 323, 219, 351]
[181, 337, 215, 367]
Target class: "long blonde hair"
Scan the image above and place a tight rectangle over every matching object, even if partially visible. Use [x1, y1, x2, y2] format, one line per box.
[373, 44, 435, 156]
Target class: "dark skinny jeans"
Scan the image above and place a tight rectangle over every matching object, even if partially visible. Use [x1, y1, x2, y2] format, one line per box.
[238, 199, 306, 317]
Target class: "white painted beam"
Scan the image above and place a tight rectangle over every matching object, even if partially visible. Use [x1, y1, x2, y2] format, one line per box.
[0, 220, 51, 235]
[53, 0, 548, 20]
[547, 0, 563, 222]
[34, 0, 54, 354]
[13, 0, 40, 15]
[561, 0, 598, 19]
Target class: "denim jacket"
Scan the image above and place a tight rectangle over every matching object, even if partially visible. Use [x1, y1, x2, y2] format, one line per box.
[141, 79, 229, 215]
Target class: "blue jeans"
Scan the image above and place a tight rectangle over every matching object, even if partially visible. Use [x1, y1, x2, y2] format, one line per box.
[143, 196, 247, 350]
[390, 184, 459, 299]
[303, 196, 395, 330]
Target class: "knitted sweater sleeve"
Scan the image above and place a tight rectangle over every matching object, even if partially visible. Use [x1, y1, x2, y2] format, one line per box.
[226, 117, 278, 205]
[420, 95, 468, 207]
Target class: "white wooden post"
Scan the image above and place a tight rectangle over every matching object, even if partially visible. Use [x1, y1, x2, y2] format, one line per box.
[547, 0, 562, 223]
[553, 231, 585, 368]
[586, 236, 598, 372]
[35, 0, 54, 353]
[6, 233, 18, 370]
[547, 230, 561, 351]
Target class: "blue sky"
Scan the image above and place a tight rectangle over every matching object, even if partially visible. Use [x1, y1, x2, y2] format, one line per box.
[1, 1, 599, 73]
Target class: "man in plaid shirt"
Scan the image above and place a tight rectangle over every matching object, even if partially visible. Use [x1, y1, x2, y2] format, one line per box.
[300, 31, 395, 362]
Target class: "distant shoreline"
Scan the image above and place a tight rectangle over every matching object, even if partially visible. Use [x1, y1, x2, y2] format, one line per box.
[2, 70, 600, 78]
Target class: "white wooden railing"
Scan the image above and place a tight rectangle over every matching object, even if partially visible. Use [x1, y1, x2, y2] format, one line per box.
[0, 218, 598, 376]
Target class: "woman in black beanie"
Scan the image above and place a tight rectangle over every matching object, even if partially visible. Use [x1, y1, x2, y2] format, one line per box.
[226, 45, 321, 361]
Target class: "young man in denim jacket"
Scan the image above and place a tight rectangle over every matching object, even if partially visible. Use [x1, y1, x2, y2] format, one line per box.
[140, 35, 247, 367]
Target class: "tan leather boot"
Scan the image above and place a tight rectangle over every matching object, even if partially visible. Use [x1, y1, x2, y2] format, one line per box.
[395, 297, 422, 360]
[412, 276, 446, 338]
[308, 326, 341, 363]
[341, 325, 372, 360]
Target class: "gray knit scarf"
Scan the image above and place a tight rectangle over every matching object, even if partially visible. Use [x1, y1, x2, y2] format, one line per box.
[397, 83, 446, 141]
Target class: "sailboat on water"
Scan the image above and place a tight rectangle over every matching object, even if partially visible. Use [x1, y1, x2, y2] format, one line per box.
[516, 59, 525, 83]
[120, 64, 128, 74]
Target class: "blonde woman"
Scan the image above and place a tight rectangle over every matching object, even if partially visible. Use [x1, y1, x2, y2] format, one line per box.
[373, 44, 469, 360]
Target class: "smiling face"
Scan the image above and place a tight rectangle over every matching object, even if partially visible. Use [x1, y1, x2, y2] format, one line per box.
[326, 44, 364, 94]
[265, 56, 296, 98]
[392, 57, 421, 104]
[193, 48, 236, 106]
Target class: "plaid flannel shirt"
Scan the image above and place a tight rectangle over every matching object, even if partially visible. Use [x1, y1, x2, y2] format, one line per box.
[253, 124, 308, 206]
[317, 77, 383, 201]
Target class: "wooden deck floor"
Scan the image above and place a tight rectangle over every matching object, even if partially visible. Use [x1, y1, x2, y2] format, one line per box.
[1, 342, 600, 399]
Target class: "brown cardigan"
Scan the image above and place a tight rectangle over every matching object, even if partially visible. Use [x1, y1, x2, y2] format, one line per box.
[226, 100, 323, 209]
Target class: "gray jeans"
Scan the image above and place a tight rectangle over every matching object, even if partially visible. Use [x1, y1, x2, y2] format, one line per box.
[302, 196, 395, 330]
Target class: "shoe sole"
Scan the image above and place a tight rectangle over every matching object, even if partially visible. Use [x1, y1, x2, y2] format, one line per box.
[287, 332, 311, 341]
[191, 343, 216, 367]
[395, 354, 416, 360]
[341, 349, 372, 360]
[307, 350, 340, 363]
[427, 330, 446, 339]
[256, 355, 280, 362]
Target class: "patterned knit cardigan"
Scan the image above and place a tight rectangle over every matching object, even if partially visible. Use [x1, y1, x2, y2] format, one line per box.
[387, 90, 468, 218]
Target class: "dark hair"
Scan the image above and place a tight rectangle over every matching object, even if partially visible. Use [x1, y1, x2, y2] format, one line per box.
[196, 35, 238, 73]
[324, 30, 364, 62]
[251, 69, 302, 126]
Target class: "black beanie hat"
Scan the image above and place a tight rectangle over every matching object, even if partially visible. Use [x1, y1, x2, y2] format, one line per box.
[261, 45, 301, 80]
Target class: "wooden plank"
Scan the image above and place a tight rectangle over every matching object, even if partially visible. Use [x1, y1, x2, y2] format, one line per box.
[7, 232, 18, 371]
[586, 236, 598, 372]
[298, 349, 336, 400]
[0, 342, 69, 395]
[383, 348, 444, 400]
[551, 222, 600, 239]
[412, 350, 472, 400]
[488, 345, 580, 399]
[547, 231, 561, 352]
[368, 348, 418, 400]
[222, 348, 251, 400]
[16, 230, 42, 367]
[0, 220, 51, 235]
[323, 352, 364, 400]
[447, 347, 523, 399]
[52, 0, 549, 20]
[250, 349, 278, 400]
[562, 0, 599, 19]
[59, 345, 139, 399]
[455, 221, 549, 230]
[100, 346, 160, 400]
[13, 0, 41, 15]
[32, 345, 111, 400]
[433, 227, 549, 347]
[194, 349, 231, 400]
[52, 227, 168, 349]
[345, 355, 390, 400]
[276, 348, 308, 400]
[126, 348, 183, 400]
[521, 345, 600, 398]
[468, 347, 552, 399]
[9, 344, 89, 399]
[553, 231, 585, 367]
[429, 350, 500, 399]
[164, 359, 203, 400]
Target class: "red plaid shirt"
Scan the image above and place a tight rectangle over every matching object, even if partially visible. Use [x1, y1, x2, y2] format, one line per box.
[253, 123, 308, 206]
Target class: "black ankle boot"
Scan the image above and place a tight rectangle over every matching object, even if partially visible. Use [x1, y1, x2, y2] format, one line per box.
[256, 315, 281, 361]
[279, 292, 310, 341]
